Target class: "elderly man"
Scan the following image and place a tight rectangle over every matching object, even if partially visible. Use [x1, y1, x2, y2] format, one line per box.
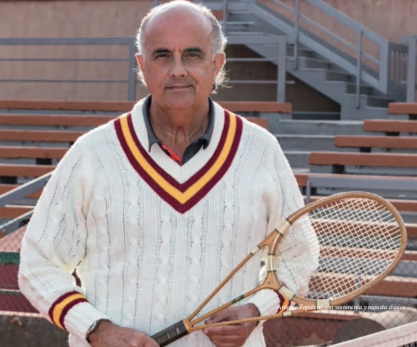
[19, 1, 317, 347]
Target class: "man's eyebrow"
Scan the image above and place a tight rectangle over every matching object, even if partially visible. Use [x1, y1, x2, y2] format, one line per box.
[151, 48, 205, 56]
[152, 48, 171, 56]
[184, 48, 204, 54]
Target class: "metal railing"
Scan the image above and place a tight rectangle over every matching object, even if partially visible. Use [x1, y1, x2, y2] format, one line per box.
[254, 0, 408, 105]
[225, 33, 290, 102]
[0, 173, 52, 236]
[403, 36, 417, 102]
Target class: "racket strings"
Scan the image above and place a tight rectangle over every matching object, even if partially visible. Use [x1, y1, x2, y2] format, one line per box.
[293, 198, 401, 301]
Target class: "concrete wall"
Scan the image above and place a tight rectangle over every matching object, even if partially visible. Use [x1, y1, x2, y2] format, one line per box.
[1, 0, 415, 41]
[322, 0, 417, 43]
[0, 1, 152, 101]
[261, 0, 417, 43]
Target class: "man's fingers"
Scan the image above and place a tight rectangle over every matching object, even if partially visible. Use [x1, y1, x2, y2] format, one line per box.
[206, 306, 239, 324]
[206, 311, 232, 324]
[203, 324, 242, 336]
[203, 305, 260, 347]
[144, 340, 159, 347]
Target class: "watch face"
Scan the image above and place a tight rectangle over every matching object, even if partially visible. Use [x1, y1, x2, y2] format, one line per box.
[87, 319, 108, 341]
[86, 321, 99, 341]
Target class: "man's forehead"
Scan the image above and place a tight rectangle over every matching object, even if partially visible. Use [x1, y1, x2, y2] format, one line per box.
[144, 5, 213, 42]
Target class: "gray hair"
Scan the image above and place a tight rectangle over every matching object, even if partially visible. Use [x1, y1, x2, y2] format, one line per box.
[135, 0, 228, 91]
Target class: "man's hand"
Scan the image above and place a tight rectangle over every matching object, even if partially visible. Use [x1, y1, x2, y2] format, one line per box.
[203, 304, 260, 347]
[88, 320, 159, 347]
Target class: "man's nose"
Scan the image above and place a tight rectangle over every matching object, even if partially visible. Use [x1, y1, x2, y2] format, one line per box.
[170, 55, 187, 77]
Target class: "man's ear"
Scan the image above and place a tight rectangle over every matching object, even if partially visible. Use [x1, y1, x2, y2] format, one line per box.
[213, 52, 226, 79]
[136, 53, 146, 79]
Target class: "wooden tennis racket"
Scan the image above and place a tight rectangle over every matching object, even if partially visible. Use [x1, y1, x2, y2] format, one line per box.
[151, 191, 407, 346]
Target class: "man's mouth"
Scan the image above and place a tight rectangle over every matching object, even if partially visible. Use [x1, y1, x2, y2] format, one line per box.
[167, 85, 192, 90]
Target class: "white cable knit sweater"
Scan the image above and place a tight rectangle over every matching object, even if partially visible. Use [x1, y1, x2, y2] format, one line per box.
[19, 99, 317, 347]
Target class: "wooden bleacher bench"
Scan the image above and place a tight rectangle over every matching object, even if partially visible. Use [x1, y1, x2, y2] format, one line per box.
[335, 136, 417, 150]
[388, 102, 417, 116]
[0, 100, 134, 112]
[0, 100, 292, 114]
[366, 276, 417, 297]
[309, 152, 417, 168]
[0, 164, 55, 178]
[402, 251, 417, 261]
[0, 114, 113, 127]
[0, 146, 67, 159]
[377, 198, 417, 212]
[0, 129, 83, 142]
[0, 205, 33, 219]
[363, 120, 417, 134]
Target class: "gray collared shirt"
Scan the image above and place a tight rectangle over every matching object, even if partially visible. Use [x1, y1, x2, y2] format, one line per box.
[142, 95, 215, 165]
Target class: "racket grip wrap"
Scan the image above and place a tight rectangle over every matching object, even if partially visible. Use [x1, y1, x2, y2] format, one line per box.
[151, 320, 188, 346]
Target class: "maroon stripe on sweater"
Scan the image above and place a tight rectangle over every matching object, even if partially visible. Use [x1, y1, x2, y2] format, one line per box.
[59, 297, 88, 331]
[48, 291, 80, 323]
[114, 111, 242, 213]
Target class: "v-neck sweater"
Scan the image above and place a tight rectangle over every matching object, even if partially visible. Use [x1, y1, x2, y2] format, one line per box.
[18, 98, 318, 347]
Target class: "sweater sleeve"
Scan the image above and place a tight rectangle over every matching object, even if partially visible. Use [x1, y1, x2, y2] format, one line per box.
[18, 138, 110, 340]
[243, 135, 319, 317]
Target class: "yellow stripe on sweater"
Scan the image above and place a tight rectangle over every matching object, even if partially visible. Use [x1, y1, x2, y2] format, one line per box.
[52, 293, 85, 330]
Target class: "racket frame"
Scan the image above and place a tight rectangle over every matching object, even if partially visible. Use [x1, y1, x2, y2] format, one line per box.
[152, 191, 407, 342]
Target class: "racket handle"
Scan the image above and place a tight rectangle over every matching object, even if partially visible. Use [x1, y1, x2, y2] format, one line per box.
[150, 320, 188, 346]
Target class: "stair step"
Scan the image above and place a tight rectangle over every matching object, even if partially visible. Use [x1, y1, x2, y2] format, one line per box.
[345, 83, 374, 95]
[270, 120, 364, 135]
[326, 70, 352, 82]
[310, 164, 417, 177]
[292, 112, 340, 121]
[286, 46, 315, 58]
[366, 96, 393, 108]
[276, 135, 335, 151]
[302, 57, 333, 70]
[283, 150, 311, 169]
[219, 21, 255, 26]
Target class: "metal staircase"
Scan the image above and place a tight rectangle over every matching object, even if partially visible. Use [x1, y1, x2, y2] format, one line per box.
[204, 0, 409, 120]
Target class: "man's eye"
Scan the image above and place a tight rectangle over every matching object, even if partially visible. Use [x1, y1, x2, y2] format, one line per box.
[186, 52, 201, 59]
[156, 54, 169, 59]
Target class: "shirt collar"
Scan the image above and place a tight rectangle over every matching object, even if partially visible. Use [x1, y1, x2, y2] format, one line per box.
[143, 95, 215, 152]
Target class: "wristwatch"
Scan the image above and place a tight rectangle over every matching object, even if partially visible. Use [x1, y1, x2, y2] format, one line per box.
[86, 319, 110, 343]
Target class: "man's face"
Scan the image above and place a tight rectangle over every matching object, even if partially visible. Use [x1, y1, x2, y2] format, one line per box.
[136, 8, 225, 110]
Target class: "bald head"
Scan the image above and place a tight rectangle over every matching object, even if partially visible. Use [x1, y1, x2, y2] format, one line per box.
[144, 3, 213, 54]
[136, 0, 227, 89]
[147, 2, 212, 37]
[137, 1, 225, 55]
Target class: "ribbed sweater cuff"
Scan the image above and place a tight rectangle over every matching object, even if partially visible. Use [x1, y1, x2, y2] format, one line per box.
[246, 289, 280, 316]
[48, 291, 109, 340]
[64, 302, 110, 340]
